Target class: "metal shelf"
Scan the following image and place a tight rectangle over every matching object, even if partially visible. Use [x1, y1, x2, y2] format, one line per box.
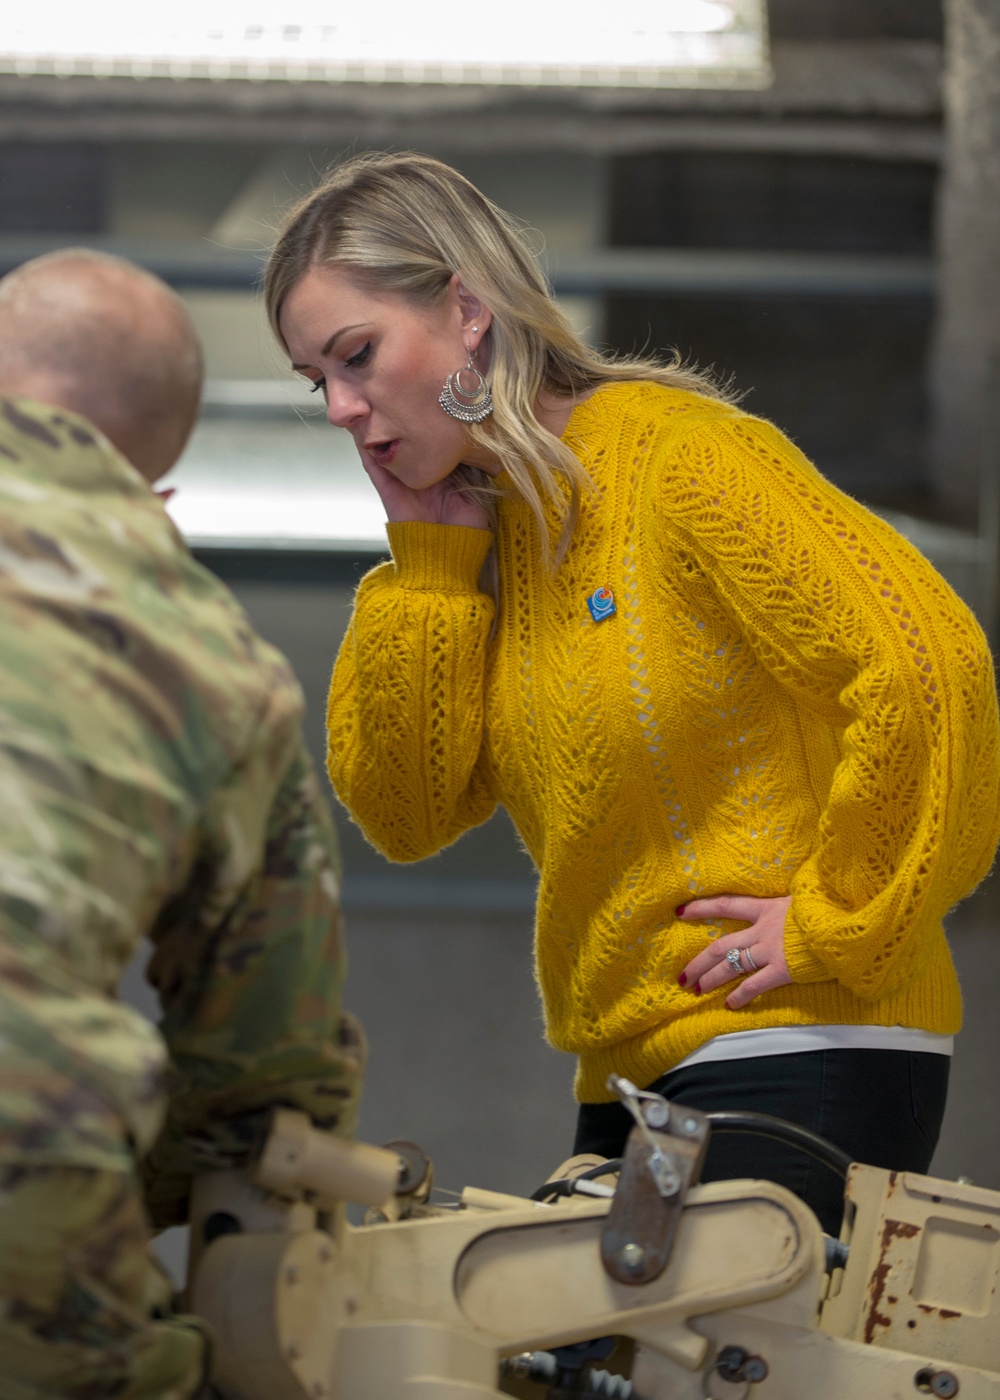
[0, 236, 934, 297]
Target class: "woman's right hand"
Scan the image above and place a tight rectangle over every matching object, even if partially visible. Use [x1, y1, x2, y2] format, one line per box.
[363, 458, 489, 530]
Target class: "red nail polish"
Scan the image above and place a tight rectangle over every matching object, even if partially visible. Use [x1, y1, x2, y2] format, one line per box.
[676, 904, 687, 916]
[694, 981, 702, 995]
[677, 971, 687, 986]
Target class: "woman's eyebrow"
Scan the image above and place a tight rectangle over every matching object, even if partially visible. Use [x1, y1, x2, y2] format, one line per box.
[291, 322, 369, 369]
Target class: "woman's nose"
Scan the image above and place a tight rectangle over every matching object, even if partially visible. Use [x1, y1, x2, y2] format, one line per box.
[325, 381, 367, 429]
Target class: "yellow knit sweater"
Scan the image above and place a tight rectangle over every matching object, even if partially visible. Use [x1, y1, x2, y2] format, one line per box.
[328, 383, 1000, 1101]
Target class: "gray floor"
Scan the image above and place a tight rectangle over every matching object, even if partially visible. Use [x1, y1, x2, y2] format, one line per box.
[345, 906, 576, 1196]
[926, 901, 1000, 1187]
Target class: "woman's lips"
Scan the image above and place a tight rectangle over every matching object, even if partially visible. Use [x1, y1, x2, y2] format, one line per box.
[367, 439, 399, 467]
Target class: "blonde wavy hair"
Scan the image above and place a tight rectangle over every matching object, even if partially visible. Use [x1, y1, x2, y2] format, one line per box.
[264, 151, 726, 569]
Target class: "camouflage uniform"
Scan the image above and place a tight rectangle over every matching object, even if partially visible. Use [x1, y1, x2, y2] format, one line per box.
[0, 398, 364, 1398]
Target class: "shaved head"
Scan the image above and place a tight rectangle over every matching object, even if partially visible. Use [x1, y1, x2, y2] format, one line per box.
[0, 249, 203, 482]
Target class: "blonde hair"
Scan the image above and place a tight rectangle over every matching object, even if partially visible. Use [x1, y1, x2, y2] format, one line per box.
[264, 150, 726, 567]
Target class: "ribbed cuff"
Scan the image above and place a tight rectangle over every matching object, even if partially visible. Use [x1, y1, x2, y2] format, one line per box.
[387, 521, 493, 592]
[782, 913, 831, 984]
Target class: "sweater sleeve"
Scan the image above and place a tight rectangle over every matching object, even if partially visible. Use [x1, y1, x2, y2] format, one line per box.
[659, 412, 1000, 1001]
[326, 520, 498, 861]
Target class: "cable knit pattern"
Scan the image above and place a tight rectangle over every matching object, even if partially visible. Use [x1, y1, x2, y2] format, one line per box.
[328, 383, 1000, 1101]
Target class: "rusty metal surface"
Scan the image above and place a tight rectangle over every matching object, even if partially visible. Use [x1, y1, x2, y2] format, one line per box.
[600, 1108, 709, 1286]
[864, 1213, 923, 1343]
[851, 1170, 1000, 1372]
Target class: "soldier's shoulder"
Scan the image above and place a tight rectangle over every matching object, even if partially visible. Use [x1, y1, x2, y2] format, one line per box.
[0, 397, 303, 757]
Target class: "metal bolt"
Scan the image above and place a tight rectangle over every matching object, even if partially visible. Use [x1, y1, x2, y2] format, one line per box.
[745, 1356, 769, 1384]
[916, 1369, 960, 1398]
[715, 1345, 750, 1383]
[683, 1117, 699, 1134]
[648, 1149, 681, 1197]
[618, 1241, 646, 1270]
[931, 1374, 959, 1399]
[643, 1099, 670, 1129]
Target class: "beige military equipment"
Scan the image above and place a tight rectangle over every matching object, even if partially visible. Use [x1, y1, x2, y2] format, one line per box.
[188, 1080, 999, 1400]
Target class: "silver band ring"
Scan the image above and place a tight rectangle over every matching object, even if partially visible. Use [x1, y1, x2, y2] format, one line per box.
[742, 946, 759, 972]
[726, 948, 744, 975]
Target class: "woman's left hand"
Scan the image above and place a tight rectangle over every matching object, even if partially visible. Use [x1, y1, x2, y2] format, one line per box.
[677, 895, 794, 1009]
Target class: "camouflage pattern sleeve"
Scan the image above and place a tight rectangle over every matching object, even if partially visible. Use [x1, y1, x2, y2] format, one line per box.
[0, 1162, 211, 1399]
[142, 720, 365, 1228]
[0, 397, 363, 1230]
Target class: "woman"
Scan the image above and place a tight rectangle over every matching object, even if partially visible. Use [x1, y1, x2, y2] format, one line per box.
[265, 151, 1000, 1236]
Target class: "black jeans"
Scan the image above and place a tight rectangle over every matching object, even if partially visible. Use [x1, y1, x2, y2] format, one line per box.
[573, 1049, 950, 1237]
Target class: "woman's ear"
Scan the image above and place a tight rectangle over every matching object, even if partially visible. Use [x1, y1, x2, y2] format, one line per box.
[450, 274, 492, 351]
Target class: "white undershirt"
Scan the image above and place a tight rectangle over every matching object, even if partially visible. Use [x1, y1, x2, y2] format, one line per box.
[672, 1024, 953, 1072]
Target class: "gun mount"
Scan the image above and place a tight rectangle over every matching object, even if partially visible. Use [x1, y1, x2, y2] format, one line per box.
[185, 1081, 1000, 1399]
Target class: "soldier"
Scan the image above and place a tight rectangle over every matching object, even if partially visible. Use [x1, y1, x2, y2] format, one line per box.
[0, 249, 364, 1399]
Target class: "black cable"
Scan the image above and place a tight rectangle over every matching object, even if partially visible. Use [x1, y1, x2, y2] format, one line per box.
[530, 1109, 851, 1202]
[529, 1181, 569, 1202]
[577, 1158, 623, 1181]
[530, 1178, 597, 1202]
[530, 1158, 624, 1202]
[705, 1109, 852, 1180]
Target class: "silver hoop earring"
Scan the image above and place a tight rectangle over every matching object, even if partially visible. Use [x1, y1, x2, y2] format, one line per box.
[439, 349, 493, 423]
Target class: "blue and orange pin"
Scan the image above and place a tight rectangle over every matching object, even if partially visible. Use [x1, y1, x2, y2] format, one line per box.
[587, 586, 616, 622]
